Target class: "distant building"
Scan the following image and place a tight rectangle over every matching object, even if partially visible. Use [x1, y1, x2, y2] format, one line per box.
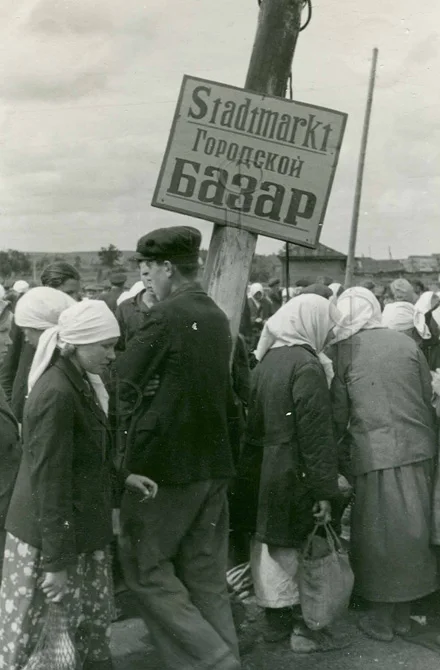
[278, 243, 347, 285]
[279, 245, 440, 288]
[354, 257, 405, 283]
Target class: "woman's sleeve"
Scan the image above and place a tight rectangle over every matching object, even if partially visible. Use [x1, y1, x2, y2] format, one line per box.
[292, 362, 339, 501]
[27, 388, 76, 572]
[0, 323, 23, 402]
[329, 347, 352, 480]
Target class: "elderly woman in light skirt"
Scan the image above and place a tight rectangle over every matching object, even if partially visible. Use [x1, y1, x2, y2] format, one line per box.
[329, 287, 438, 642]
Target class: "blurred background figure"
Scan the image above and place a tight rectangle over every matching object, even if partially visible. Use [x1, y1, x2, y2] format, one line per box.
[83, 284, 100, 300]
[384, 278, 418, 306]
[0, 262, 81, 422]
[266, 278, 283, 315]
[100, 269, 128, 313]
[40, 262, 81, 301]
[282, 287, 296, 303]
[0, 300, 20, 580]
[5, 280, 30, 312]
[412, 279, 426, 300]
[248, 283, 272, 351]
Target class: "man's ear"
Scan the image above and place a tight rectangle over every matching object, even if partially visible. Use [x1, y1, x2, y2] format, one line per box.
[163, 260, 173, 277]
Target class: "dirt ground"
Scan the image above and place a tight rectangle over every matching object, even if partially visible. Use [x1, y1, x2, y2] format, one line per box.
[110, 592, 440, 670]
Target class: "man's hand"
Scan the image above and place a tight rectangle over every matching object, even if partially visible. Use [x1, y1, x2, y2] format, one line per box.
[144, 375, 160, 398]
[313, 500, 332, 525]
[125, 474, 158, 501]
[41, 570, 68, 603]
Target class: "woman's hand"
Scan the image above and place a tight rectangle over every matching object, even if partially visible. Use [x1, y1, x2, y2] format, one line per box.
[41, 570, 68, 603]
[125, 474, 158, 501]
[313, 500, 332, 525]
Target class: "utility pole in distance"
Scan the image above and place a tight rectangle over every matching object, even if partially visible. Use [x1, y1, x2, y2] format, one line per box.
[204, 0, 304, 343]
[344, 48, 379, 288]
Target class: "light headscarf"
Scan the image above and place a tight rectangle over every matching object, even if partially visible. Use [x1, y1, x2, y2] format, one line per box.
[382, 301, 416, 333]
[255, 293, 340, 386]
[414, 291, 440, 339]
[12, 280, 30, 294]
[389, 278, 417, 303]
[332, 287, 384, 344]
[15, 287, 76, 331]
[116, 280, 144, 307]
[0, 284, 5, 301]
[250, 283, 264, 301]
[28, 300, 120, 415]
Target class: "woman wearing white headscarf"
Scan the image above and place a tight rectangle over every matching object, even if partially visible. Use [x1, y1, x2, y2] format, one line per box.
[3, 286, 77, 423]
[0, 301, 157, 670]
[329, 287, 438, 642]
[383, 292, 440, 371]
[239, 295, 340, 652]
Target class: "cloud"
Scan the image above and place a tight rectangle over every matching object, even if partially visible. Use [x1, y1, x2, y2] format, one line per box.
[0, 0, 160, 102]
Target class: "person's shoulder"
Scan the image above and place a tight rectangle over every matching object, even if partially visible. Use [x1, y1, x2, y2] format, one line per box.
[29, 361, 76, 402]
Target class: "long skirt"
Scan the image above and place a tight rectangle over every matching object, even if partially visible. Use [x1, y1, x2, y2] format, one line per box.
[351, 460, 438, 602]
[250, 539, 299, 608]
[0, 533, 113, 670]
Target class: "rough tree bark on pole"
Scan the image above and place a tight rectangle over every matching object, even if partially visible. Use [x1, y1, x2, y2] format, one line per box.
[203, 0, 303, 343]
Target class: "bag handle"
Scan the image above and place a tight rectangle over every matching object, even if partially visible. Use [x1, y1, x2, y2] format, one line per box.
[302, 523, 321, 558]
[302, 522, 342, 558]
[325, 523, 344, 553]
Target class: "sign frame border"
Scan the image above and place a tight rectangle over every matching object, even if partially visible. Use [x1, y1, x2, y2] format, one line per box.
[152, 75, 348, 249]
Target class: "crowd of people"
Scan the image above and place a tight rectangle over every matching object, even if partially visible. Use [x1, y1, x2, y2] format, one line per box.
[1, 229, 440, 668]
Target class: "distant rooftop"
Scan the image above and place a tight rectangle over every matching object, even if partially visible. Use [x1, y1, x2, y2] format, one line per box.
[279, 243, 346, 260]
[354, 258, 405, 275]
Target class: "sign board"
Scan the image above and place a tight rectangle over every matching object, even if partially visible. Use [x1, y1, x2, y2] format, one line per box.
[152, 76, 347, 248]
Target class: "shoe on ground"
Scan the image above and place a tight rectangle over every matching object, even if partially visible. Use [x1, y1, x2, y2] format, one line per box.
[358, 614, 394, 642]
[263, 607, 293, 643]
[290, 623, 351, 653]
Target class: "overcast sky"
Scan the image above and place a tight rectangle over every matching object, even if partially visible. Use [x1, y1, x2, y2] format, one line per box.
[0, 0, 438, 259]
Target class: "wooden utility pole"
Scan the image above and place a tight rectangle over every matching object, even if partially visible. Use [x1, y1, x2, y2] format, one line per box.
[204, 0, 303, 341]
[344, 48, 379, 288]
[285, 243, 291, 302]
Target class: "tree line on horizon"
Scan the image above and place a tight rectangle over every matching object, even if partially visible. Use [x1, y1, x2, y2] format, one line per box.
[0, 243, 281, 284]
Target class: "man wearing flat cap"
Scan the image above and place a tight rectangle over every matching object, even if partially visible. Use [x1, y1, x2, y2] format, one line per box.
[114, 226, 241, 670]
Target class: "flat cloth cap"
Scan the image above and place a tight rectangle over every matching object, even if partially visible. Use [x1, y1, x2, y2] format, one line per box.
[134, 226, 201, 262]
[268, 277, 281, 287]
[110, 269, 127, 284]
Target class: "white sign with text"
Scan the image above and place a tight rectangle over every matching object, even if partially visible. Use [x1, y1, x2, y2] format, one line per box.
[152, 76, 347, 248]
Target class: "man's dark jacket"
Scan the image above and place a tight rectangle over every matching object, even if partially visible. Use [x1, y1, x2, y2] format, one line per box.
[6, 354, 114, 572]
[113, 283, 237, 486]
[236, 345, 339, 548]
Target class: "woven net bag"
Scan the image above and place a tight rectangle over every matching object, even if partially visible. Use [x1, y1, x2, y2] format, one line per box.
[23, 602, 81, 670]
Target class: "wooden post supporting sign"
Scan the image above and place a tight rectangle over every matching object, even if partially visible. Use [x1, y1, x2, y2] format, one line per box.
[204, 0, 303, 342]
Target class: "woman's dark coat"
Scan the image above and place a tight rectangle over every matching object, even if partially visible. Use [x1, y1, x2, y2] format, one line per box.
[0, 322, 35, 422]
[6, 354, 114, 572]
[0, 386, 20, 528]
[237, 344, 339, 548]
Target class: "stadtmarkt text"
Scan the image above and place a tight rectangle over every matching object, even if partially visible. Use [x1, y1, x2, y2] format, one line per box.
[152, 76, 347, 247]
